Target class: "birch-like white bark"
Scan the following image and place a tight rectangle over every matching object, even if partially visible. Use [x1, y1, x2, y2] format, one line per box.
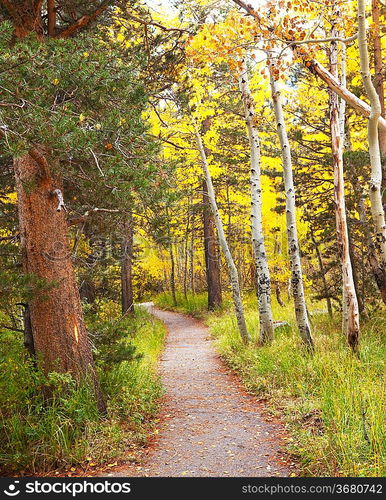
[329, 13, 360, 352]
[239, 62, 274, 344]
[339, 42, 347, 146]
[267, 58, 314, 350]
[194, 126, 250, 343]
[338, 39, 348, 332]
[358, 0, 386, 269]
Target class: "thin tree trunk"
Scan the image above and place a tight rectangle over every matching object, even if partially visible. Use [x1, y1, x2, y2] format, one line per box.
[358, 192, 386, 304]
[47, 0, 56, 36]
[183, 204, 190, 300]
[201, 119, 222, 310]
[195, 126, 250, 343]
[310, 230, 334, 317]
[202, 178, 222, 310]
[267, 58, 314, 349]
[121, 212, 135, 315]
[169, 242, 177, 306]
[358, 0, 386, 302]
[371, 0, 386, 184]
[329, 12, 360, 352]
[303, 57, 386, 131]
[14, 151, 106, 413]
[275, 284, 284, 307]
[239, 62, 274, 344]
[347, 226, 364, 313]
[21, 303, 35, 358]
[190, 215, 195, 294]
[338, 39, 349, 325]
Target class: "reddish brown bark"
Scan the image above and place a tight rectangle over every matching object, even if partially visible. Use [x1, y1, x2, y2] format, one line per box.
[0, 1, 109, 39]
[201, 118, 222, 311]
[47, 0, 56, 36]
[14, 151, 106, 413]
[169, 242, 177, 307]
[54, 3, 109, 38]
[369, 251, 386, 304]
[121, 215, 135, 315]
[202, 179, 222, 310]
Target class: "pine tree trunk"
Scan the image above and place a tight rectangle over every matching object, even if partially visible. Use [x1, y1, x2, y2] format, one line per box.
[195, 127, 250, 343]
[14, 151, 106, 413]
[121, 213, 135, 315]
[22, 303, 35, 358]
[239, 62, 274, 345]
[329, 14, 360, 352]
[202, 179, 222, 310]
[183, 205, 190, 300]
[267, 59, 314, 349]
[310, 230, 334, 317]
[190, 216, 195, 294]
[275, 284, 284, 307]
[169, 242, 177, 306]
[47, 0, 56, 36]
[358, 0, 386, 303]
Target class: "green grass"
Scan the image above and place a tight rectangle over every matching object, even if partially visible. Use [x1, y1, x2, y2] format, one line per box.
[156, 291, 216, 317]
[0, 305, 166, 475]
[155, 291, 386, 477]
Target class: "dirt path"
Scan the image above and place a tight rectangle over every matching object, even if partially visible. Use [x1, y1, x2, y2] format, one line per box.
[112, 306, 290, 477]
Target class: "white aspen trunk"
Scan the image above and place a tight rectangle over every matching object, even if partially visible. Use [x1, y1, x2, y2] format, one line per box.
[194, 126, 250, 343]
[358, 0, 386, 273]
[338, 40, 348, 333]
[267, 57, 314, 350]
[239, 62, 274, 344]
[371, 0, 386, 160]
[339, 42, 347, 145]
[329, 12, 360, 352]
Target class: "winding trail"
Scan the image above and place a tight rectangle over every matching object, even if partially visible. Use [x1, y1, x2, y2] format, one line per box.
[112, 305, 290, 477]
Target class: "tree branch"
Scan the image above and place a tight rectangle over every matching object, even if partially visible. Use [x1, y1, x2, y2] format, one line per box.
[69, 207, 121, 226]
[29, 147, 50, 178]
[122, 13, 192, 34]
[54, 2, 111, 38]
[0, 323, 24, 334]
[0, 234, 19, 242]
[0, 0, 20, 21]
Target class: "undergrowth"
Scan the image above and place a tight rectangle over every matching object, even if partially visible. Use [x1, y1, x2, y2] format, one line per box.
[0, 302, 165, 475]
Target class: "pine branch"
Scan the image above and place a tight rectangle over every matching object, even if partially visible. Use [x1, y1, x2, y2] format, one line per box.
[54, 1, 112, 38]
[0, 0, 20, 21]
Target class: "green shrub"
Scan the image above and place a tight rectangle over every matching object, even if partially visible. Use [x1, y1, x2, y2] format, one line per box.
[0, 305, 165, 474]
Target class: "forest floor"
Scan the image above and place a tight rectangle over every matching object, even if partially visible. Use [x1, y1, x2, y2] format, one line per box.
[107, 305, 292, 477]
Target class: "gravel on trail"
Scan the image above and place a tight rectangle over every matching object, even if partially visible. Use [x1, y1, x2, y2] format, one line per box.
[110, 306, 290, 477]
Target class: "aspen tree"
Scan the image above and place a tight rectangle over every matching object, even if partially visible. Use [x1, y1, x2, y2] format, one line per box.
[194, 125, 250, 343]
[329, 7, 360, 352]
[267, 56, 314, 350]
[357, 0, 386, 296]
[239, 62, 274, 344]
